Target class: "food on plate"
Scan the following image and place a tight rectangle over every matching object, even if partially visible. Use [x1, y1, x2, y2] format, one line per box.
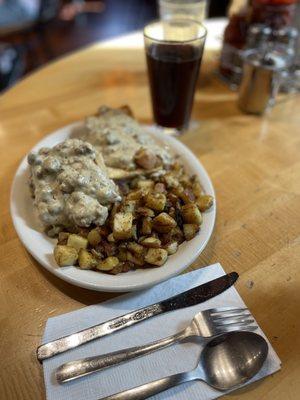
[53, 159, 214, 273]
[84, 106, 173, 170]
[27, 106, 214, 274]
[28, 139, 120, 236]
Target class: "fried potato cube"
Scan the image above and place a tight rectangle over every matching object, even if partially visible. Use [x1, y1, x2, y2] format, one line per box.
[97, 256, 119, 271]
[163, 173, 180, 188]
[181, 204, 203, 225]
[140, 237, 161, 248]
[153, 212, 177, 233]
[78, 249, 97, 270]
[117, 247, 128, 261]
[54, 245, 78, 267]
[113, 212, 133, 240]
[136, 207, 155, 217]
[141, 217, 152, 235]
[145, 192, 166, 211]
[121, 200, 136, 214]
[126, 189, 144, 201]
[165, 242, 178, 255]
[154, 183, 166, 193]
[145, 248, 168, 266]
[196, 195, 214, 212]
[127, 242, 144, 255]
[134, 148, 158, 170]
[179, 188, 195, 204]
[183, 224, 199, 241]
[87, 229, 102, 247]
[67, 234, 88, 251]
[107, 233, 116, 243]
[58, 232, 70, 245]
[126, 251, 144, 266]
[192, 181, 204, 198]
[136, 180, 155, 190]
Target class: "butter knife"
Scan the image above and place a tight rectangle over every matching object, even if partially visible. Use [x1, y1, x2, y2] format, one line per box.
[37, 272, 238, 362]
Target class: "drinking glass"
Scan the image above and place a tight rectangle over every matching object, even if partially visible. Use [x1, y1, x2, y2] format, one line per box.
[159, 0, 209, 23]
[144, 19, 207, 133]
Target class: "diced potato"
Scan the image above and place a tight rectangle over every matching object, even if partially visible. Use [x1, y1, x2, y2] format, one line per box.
[183, 224, 199, 241]
[153, 212, 177, 233]
[117, 247, 128, 261]
[58, 232, 70, 245]
[192, 181, 204, 198]
[113, 212, 133, 240]
[196, 195, 214, 212]
[121, 200, 136, 214]
[163, 173, 179, 188]
[54, 245, 78, 267]
[140, 237, 161, 248]
[67, 234, 88, 251]
[78, 249, 97, 270]
[136, 207, 155, 217]
[97, 256, 119, 271]
[145, 248, 168, 266]
[108, 263, 123, 275]
[132, 224, 138, 241]
[165, 241, 178, 255]
[134, 148, 158, 170]
[87, 229, 101, 246]
[179, 188, 195, 204]
[107, 233, 115, 242]
[145, 192, 166, 211]
[126, 189, 144, 201]
[181, 204, 203, 225]
[136, 180, 154, 190]
[126, 251, 144, 266]
[127, 242, 144, 255]
[141, 217, 152, 235]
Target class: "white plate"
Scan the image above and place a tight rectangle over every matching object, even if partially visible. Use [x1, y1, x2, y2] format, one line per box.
[10, 122, 216, 292]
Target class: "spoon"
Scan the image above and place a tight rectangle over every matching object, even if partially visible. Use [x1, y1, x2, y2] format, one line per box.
[98, 331, 268, 400]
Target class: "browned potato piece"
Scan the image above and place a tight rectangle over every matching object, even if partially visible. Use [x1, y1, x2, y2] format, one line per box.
[153, 212, 177, 233]
[107, 233, 115, 243]
[127, 242, 144, 255]
[136, 207, 155, 217]
[126, 189, 144, 201]
[78, 249, 97, 270]
[121, 200, 136, 214]
[192, 181, 204, 198]
[163, 173, 179, 188]
[145, 248, 168, 266]
[54, 245, 78, 267]
[113, 212, 133, 240]
[134, 148, 158, 170]
[117, 247, 128, 261]
[181, 204, 203, 225]
[67, 234, 88, 251]
[87, 229, 101, 246]
[183, 224, 199, 241]
[97, 256, 119, 271]
[140, 237, 161, 248]
[58, 232, 70, 245]
[136, 180, 154, 190]
[165, 242, 178, 255]
[196, 195, 214, 211]
[141, 217, 152, 235]
[126, 251, 144, 266]
[145, 192, 166, 211]
[154, 183, 166, 193]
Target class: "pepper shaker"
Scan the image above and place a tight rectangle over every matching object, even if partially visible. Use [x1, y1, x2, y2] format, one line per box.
[238, 49, 288, 114]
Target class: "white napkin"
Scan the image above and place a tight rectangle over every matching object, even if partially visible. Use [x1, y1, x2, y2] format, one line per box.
[42, 263, 281, 400]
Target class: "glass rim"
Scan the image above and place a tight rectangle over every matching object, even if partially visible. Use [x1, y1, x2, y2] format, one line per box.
[159, 0, 207, 9]
[143, 18, 207, 45]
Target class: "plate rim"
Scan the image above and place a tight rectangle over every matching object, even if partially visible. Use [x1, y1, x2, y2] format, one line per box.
[10, 121, 216, 292]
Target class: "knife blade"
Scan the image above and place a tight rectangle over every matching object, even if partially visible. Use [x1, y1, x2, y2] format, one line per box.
[37, 272, 238, 362]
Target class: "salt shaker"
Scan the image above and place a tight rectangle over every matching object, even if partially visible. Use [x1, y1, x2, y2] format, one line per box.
[238, 49, 288, 114]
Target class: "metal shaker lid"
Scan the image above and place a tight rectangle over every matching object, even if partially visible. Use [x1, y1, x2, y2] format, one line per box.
[242, 49, 288, 71]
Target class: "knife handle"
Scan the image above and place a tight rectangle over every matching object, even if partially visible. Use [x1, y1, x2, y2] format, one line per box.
[37, 304, 163, 362]
[56, 329, 190, 383]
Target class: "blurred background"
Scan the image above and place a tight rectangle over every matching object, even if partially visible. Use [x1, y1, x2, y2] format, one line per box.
[0, 0, 230, 91]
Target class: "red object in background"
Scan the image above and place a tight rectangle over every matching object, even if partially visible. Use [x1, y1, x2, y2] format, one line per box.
[251, 0, 297, 29]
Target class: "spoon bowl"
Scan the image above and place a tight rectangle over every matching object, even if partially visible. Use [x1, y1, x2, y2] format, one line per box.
[201, 331, 269, 390]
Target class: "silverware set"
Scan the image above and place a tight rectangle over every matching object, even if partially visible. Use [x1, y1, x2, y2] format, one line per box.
[37, 272, 269, 399]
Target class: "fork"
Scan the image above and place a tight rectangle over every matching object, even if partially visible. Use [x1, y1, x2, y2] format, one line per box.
[56, 307, 257, 383]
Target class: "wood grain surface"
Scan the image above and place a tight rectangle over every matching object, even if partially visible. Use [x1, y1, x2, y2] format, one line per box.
[0, 41, 299, 400]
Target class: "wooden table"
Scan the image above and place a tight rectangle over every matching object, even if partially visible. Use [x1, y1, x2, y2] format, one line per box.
[0, 31, 299, 400]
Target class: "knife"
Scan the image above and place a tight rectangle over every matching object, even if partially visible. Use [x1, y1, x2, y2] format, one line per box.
[37, 272, 238, 362]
